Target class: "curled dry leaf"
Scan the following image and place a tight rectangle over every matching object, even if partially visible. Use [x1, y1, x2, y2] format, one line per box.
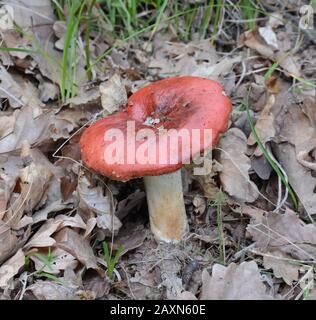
[100, 73, 127, 115]
[54, 227, 98, 270]
[274, 143, 316, 216]
[219, 128, 259, 203]
[78, 175, 121, 233]
[53, 20, 67, 50]
[78, 175, 111, 215]
[258, 27, 278, 49]
[200, 261, 274, 300]
[0, 155, 21, 218]
[149, 39, 218, 78]
[96, 214, 122, 233]
[54, 214, 86, 230]
[247, 208, 316, 261]
[38, 80, 59, 102]
[67, 87, 100, 107]
[272, 97, 316, 216]
[247, 94, 276, 156]
[28, 280, 79, 300]
[192, 56, 242, 82]
[0, 106, 82, 154]
[176, 291, 197, 300]
[263, 250, 299, 285]
[83, 271, 110, 299]
[267, 12, 284, 29]
[0, 66, 44, 110]
[25, 213, 87, 250]
[240, 29, 301, 77]
[0, 249, 24, 288]
[112, 223, 147, 254]
[1, 0, 62, 83]
[5, 148, 53, 230]
[32, 201, 75, 224]
[24, 219, 61, 249]
[0, 221, 18, 263]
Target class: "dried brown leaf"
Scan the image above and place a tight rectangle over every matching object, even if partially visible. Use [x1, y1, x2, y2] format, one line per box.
[0, 249, 24, 288]
[0, 106, 82, 153]
[28, 280, 78, 300]
[247, 209, 316, 261]
[0, 221, 18, 263]
[200, 261, 274, 300]
[263, 250, 299, 285]
[240, 29, 301, 77]
[247, 94, 276, 156]
[24, 219, 61, 249]
[274, 143, 316, 216]
[99, 74, 127, 115]
[0, 66, 44, 109]
[78, 175, 120, 233]
[54, 228, 98, 269]
[219, 128, 259, 203]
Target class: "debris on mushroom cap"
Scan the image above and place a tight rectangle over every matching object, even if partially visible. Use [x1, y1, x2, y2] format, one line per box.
[143, 117, 161, 127]
[80, 76, 232, 181]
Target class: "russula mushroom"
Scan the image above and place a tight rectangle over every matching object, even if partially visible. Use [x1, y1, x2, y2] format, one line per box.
[80, 76, 231, 243]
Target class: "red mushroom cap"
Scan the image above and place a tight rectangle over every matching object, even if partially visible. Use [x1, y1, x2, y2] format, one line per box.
[80, 76, 232, 181]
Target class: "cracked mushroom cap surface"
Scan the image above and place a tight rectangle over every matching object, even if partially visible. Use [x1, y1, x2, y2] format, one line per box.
[80, 76, 232, 181]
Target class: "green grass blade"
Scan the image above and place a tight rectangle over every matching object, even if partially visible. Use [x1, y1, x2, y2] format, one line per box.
[245, 104, 298, 210]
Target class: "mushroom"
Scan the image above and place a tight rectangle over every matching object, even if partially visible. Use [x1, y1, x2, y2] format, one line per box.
[80, 76, 231, 243]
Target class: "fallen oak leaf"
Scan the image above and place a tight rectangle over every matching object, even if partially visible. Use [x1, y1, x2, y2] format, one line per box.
[54, 228, 98, 270]
[0, 106, 82, 154]
[99, 73, 127, 115]
[0, 249, 24, 288]
[28, 280, 79, 300]
[219, 128, 259, 203]
[200, 261, 275, 300]
[0, 66, 44, 109]
[247, 94, 276, 156]
[273, 143, 316, 216]
[6, 149, 53, 230]
[263, 250, 299, 285]
[54, 214, 86, 230]
[24, 219, 61, 249]
[247, 208, 316, 261]
[78, 175, 112, 216]
[240, 29, 301, 77]
[0, 220, 18, 263]
[78, 175, 120, 233]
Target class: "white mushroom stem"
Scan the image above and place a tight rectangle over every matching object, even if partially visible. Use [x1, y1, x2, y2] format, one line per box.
[143, 169, 188, 243]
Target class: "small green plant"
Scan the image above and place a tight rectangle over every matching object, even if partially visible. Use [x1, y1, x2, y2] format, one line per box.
[102, 242, 124, 280]
[212, 189, 226, 264]
[239, 0, 260, 30]
[264, 62, 279, 80]
[60, 0, 86, 101]
[25, 247, 63, 284]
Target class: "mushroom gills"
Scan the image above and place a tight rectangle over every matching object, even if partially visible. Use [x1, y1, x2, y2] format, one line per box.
[143, 170, 188, 243]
